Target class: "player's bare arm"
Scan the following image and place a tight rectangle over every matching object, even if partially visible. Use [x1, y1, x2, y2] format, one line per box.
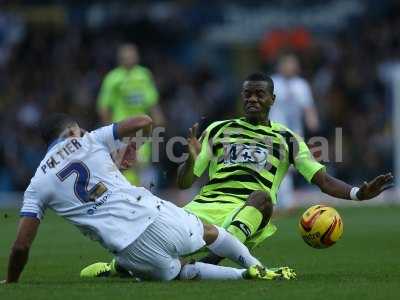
[4, 217, 40, 283]
[110, 116, 153, 170]
[116, 115, 153, 139]
[177, 123, 201, 189]
[312, 170, 394, 201]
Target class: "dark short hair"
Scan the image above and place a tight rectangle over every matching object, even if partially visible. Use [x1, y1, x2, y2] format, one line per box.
[244, 72, 274, 94]
[39, 113, 77, 145]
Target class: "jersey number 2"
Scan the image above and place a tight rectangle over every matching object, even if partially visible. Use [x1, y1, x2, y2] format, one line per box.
[56, 161, 108, 203]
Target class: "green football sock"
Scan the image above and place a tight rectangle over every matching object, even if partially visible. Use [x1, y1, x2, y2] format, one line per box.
[227, 206, 263, 243]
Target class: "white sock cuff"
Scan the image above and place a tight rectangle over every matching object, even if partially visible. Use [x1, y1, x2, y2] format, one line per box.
[207, 226, 227, 252]
[180, 262, 245, 280]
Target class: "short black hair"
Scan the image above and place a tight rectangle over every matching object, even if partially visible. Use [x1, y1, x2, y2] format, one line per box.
[39, 113, 77, 145]
[244, 72, 274, 94]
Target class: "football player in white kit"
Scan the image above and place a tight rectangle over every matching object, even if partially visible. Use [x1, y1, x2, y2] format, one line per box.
[270, 54, 320, 211]
[2, 114, 296, 284]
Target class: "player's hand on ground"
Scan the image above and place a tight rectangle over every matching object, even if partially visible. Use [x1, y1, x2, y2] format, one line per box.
[187, 123, 201, 160]
[357, 173, 394, 200]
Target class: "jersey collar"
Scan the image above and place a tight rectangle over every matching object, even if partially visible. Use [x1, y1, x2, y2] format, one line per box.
[241, 117, 271, 127]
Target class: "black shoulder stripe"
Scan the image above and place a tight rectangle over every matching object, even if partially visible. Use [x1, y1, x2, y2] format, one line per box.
[272, 142, 281, 159]
[193, 199, 237, 204]
[273, 130, 299, 164]
[229, 122, 278, 138]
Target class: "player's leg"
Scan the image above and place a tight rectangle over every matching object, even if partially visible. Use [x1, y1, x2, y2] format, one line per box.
[81, 200, 251, 281]
[81, 199, 294, 280]
[179, 260, 292, 280]
[159, 200, 263, 269]
[80, 257, 293, 281]
[227, 190, 273, 243]
[81, 201, 243, 278]
[202, 223, 261, 268]
[179, 260, 246, 280]
[113, 201, 282, 281]
[172, 201, 294, 280]
[178, 223, 294, 280]
[201, 190, 273, 265]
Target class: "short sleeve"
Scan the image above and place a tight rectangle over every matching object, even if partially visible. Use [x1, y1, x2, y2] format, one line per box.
[293, 134, 326, 183]
[193, 130, 212, 177]
[20, 182, 46, 220]
[89, 124, 123, 153]
[193, 120, 232, 177]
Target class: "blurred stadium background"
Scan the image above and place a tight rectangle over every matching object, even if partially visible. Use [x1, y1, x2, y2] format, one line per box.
[0, 0, 399, 209]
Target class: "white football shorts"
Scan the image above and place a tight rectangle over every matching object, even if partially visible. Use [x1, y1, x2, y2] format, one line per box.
[115, 200, 205, 281]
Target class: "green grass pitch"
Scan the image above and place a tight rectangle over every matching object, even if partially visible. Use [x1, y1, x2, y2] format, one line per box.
[1, 206, 399, 300]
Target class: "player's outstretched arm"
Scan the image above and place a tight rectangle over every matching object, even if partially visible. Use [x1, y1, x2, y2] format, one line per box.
[177, 123, 201, 189]
[116, 115, 153, 139]
[311, 170, 394, 201]
[3, 217, 40, 283]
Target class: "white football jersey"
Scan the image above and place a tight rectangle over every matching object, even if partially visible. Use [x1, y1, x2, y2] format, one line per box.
[21, 124, 161, 253]
[269, 74, 315, 136]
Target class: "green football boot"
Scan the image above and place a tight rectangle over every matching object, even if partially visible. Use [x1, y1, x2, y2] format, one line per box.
[80, 259, 118, 278]
[244, 265, 296, 280]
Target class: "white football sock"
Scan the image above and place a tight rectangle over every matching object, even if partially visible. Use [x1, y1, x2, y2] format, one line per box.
[207, 226, 262, 268]
[179, 262, 245, 280]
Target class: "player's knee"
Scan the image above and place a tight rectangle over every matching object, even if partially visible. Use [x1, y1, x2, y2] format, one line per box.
[154, 261, 182, 281]
[246, 191, 273, 220]
[202, 223, 219, 245]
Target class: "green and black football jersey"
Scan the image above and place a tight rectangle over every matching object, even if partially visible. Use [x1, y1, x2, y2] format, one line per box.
[193, 118, 325, 205]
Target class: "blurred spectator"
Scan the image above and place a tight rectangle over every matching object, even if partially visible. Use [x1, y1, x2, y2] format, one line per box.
[270, 53, 319, 136]
[97, 44, 164, 125]
[97, 43, 164, 187]
[269, 53, 320, 210]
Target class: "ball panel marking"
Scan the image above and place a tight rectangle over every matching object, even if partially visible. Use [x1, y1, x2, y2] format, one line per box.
[299, 205, 343, 249]
[300, 209, 324, 232]
[320, 216, 338, 246]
